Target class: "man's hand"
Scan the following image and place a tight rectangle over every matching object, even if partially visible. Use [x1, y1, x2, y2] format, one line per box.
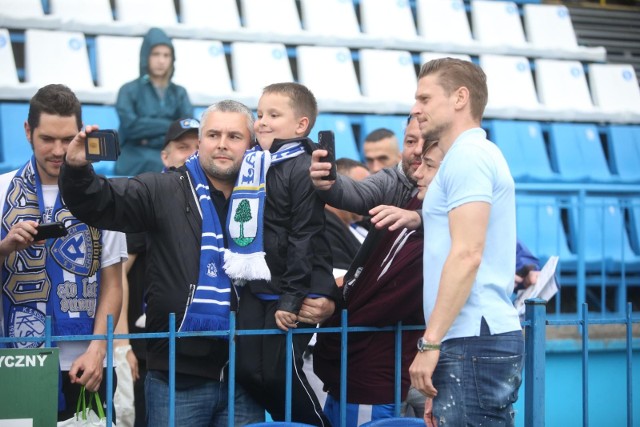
[68, 342, 106, 392]
[409, 350, 439, 399]
[424, 397, 438, 427]
[309, 149, 335, 191]
[369, 205, 421, 231]
[65, 125, 99, 168]
[275, 309, 298, 331]
[0, 220, 40, 258]
[297, 297, 336, 325]
[126, 348, 139, 381]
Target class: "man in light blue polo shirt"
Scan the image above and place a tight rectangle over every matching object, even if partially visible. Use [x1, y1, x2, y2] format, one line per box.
[409, 58, 524, 426]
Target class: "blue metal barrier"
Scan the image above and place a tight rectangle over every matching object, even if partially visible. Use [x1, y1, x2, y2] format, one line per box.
[1, 300, 638, 426]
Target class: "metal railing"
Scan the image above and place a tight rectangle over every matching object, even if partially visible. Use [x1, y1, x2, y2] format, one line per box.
[1, 299, 638, 426]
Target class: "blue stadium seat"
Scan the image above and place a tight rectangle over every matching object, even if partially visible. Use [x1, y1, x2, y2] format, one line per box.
[548, 123, 615, 183]
[0, 103, 32, 174]
[606, 125, 640, 183]
[629, 200, 640, 255]
[359, 114, 408, 158]
[311, 114, 360, 162]
[247, 423, 315, 427]
[488, 120, 558, 182]
[82, 105, 120, 177]
[516, 195, 577, 271]
[567, 196, 640, 271]
[359, 417, 425, 426]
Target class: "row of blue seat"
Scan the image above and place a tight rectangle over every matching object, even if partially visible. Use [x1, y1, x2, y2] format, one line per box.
[4, 103, 640, 183]
[488, 120, 640, 183]
[517, 195, 640, 274]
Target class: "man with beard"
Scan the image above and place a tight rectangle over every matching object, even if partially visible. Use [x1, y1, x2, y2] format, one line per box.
[59, 100, 264, 426]
[309, 115, 425, 424]
[409, 58, 524, 426]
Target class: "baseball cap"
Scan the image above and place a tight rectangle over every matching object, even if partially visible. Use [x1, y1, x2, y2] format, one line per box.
[163, 118, 200, 148]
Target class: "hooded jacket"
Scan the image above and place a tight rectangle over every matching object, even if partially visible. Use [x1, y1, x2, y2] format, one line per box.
[114, 28, 192, 176]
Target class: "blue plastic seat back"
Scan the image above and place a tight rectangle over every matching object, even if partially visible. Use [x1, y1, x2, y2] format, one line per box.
[516, 195, 576, 267]
[359, 417, 425, 426]
[0, 103, 32, 174]
[628, 199, 640, 254]
[311, 114, 360, 161]
[247, 423, 316, 427]
[567, 196, 639, 268]
[548, 123, 614, 183]
[489, 120, 557, 182]
[606, 125, 640, 183]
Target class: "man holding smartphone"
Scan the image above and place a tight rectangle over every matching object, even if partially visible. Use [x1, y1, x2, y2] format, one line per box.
[0, 84, 127, 421]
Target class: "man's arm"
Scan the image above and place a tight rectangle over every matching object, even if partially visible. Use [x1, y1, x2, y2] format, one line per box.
[0, 220, 40, 264]
[410, 201, 490, 397]
[368, 205, 422, 231]
[309, 150, 397, 214]
[68, 262, 123, 392]
[61, 126, 159, 233]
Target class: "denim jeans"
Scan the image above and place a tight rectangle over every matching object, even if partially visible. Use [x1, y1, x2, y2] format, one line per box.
[431, 325, 524, 426]
[145, 370, 264, 427]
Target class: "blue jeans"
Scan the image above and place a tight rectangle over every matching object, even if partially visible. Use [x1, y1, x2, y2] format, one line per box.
[145, 370, 264, 427]
[431, 325, 524, 426]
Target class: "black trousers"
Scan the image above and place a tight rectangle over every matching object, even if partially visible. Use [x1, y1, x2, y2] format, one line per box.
[235, 290, 331, 427]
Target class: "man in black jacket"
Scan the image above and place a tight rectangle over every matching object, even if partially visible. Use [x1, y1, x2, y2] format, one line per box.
[60, 100, 271, 426]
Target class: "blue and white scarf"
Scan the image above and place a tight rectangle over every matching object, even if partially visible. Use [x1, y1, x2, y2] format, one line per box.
[179, 155, 232, 333]
[1, 157, 102, 348]
[223, 142, 305, 281]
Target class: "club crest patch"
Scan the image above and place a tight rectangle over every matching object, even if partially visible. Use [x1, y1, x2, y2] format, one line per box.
[8, 305, 45, 348]
[229, 198, 258, 247]
[50, 223, 101, 277]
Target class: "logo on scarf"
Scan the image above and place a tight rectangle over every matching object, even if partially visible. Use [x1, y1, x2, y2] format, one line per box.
[50, 223, 101, 277]
[8, 306, 45, 348]
[207, 262, 218, 278]
[230, 198, 257, 247]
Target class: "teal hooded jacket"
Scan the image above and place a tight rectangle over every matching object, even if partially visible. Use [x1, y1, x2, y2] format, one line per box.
[114, 28, 193, 176]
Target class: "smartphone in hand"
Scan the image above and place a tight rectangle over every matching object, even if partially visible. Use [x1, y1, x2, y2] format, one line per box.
[318, 130, 336, 181]
[34, 222, 68, 240]
[86, 129, 121, 161]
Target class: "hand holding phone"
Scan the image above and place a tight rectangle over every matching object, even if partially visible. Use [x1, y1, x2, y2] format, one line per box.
[34, 222, 68, 241]
[85, 129, 121, 161]
[317, 130, 336, 181]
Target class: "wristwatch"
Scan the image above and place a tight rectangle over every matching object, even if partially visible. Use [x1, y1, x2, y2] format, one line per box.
[417, 337, 441, 352]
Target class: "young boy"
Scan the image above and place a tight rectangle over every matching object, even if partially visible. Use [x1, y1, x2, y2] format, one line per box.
[225, 82, 337, 426]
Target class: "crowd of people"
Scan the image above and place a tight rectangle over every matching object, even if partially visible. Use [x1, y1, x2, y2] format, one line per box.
[0, 26, 539, 427]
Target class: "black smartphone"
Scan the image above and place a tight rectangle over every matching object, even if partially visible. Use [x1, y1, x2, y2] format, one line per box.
[318, 130, 337, 181]
[86, 129, 121, 161]
[34, 222, 68, 241]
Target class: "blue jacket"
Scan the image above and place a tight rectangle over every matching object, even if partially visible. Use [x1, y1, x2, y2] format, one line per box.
[114, 28, 192, 176]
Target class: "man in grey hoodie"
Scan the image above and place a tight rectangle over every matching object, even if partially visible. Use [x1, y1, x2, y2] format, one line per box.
[114, 27, 193, 176]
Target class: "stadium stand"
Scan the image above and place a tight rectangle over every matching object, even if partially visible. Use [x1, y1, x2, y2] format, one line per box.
[0, 0, 639, 316]
[606, 125, 640, 183]
[488, 120, 558, 182]
[566, 197, 640, 271]
[548, 123, 615, 183]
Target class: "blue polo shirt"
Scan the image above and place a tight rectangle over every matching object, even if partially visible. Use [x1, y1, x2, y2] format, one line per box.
[422, 128, 521, 340]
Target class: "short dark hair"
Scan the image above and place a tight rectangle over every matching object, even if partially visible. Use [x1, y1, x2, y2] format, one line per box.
[262, 82, 318, 135]
[418, 58, 488, 122]
[364, 128, 396, 143]
[336, 157, 368, 175]
[27, 84, 82, 136]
